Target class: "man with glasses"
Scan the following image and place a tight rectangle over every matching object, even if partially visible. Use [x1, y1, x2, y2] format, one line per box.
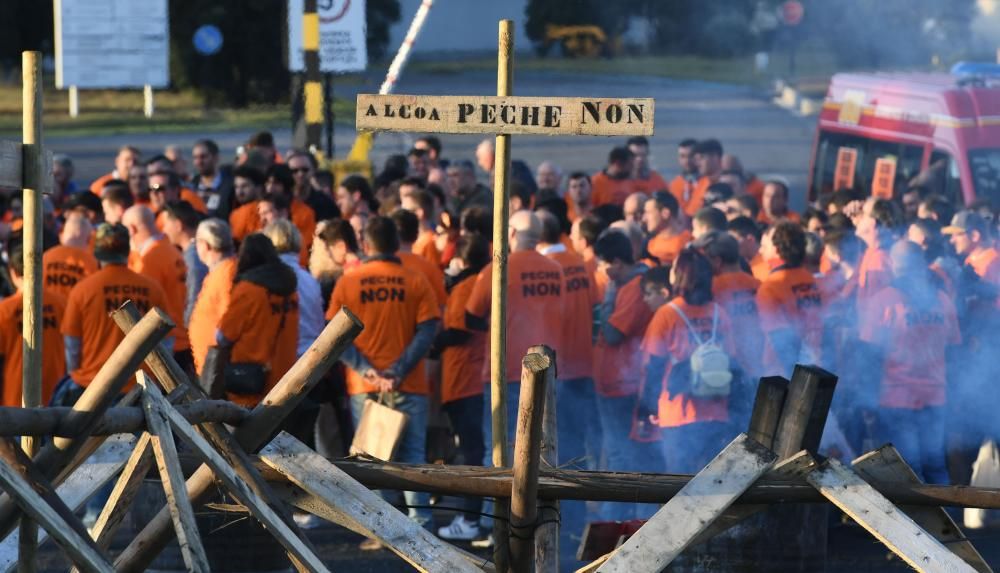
[287, 150, 339, 221]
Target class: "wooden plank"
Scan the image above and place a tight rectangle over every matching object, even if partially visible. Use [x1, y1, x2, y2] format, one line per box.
[259, 431, 480, 573]
[853, 446, 992, 573]
[807, 459, 975, 573]
[773, 365, 824, 459]
[0, 141, 22, 190]
[798, 366, 838, 454]
[747, 376, 788, 449]
[596, 434, 777, 573]
[141, 377, 330, 573]
[0, 435, 133, 572]
[356, 94, 655, 136]
[87, 433, 154, 551]
[139, 374, 210, 573]
[0, 441, 114, 572]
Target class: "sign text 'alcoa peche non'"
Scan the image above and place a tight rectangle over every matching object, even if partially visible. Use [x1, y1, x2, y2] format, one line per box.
[355, 94, 655, 136]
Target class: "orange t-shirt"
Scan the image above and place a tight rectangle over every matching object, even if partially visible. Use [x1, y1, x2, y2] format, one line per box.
[712, 271, 763, 377]
[290, 198, 316, 256]
[641, 298, 732, 427]
[89, 172, 115, 195]
[188, 258, 238, 374]
[129, 237, 190, 351]
[681, 176, 712, 217]
[593, 275, 653, 397]
[42, 244, 98, 299]
[229, 201, 261, 242]
[647, 229, 692, 266]
[859, 286, 960, 409]
[399, 251, 447, 307]
[757, 210, 801, 226]
[328, 258, 440, 395]
[668, 175, 696, 213]
[466, 250, 564, 382]
[0, 290, 67, 406]
[413, 229, 442, 270]
[756, 266, 823, 376]
[61, 265, 169, 388]
[967, 247, 1000, 286]
[218, 281, 299, 407]
[857, 245, 893, 305]
[745, 177, 765, 206]
[180, 188, 208, 213]
[583, 253, 608, 302]
[750, 253, 771, 282]
[590, 171, 634, 207]
[441, 273, 486, 403]
[545, 248, 598, 380]
[631, 171, 669, 195]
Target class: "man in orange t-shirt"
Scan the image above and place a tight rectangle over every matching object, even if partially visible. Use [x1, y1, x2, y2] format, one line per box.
[61, 223, 170, 401]
[537, 211, 601, 475]
[944, 210, 1000, 287]
[188, 219, 238, 375]
[727, 216, 769, 280]
[391, 210, 447, 307]
[668, 139, 699, 214]
[757, 181, 800, 226]
[686, 139, 724, 217]
[328, 216, 440, 528]
[756, 222, 823, 377]
[43, 213, 98, 298]
[643, 191, 691, 266]
[228, 166, 266, 243]
[592, 232, 659, 493]
[856, 198, 899, 306]
[123, 205, 192, 372]
[0, 243, 67, 407]
[628, 136, 669, 195]
[591, 147, 636, 207]
[571, 215, 610, 302]
[89, 146, 141, 195]
[401, 189, 442, 269]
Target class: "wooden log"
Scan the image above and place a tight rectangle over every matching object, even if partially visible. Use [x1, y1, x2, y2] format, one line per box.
[112, 301, 342, 573]
[274, 458, 1000, 509]
[531, 345, 559, 573]
[773, 365, 823, 459]
[596, 434, 777, 573]
[807, 459, 975, 573]
[853, 446, 992, 573]
[19, 49, 45, 573]
[0, 307, 172, 539]
[489, 22, 516, 573]
[798, 366, 837, 454]
[259, 432, 480, 573]
[0, 401, 248, 437]
[53, 386, 142, 489]
[140, 374, 210, 573]
[0, 435, 134, 572]
[747, 376, 788, 449]
[139, 377, 330, 573]
[86, 433, 154, 551]
[0, 439, 113, 573]
[510, 351, 551, 572]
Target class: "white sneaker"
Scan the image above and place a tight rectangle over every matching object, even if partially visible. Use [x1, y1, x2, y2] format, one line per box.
[438, 516, 481, 541]
[293, 512, 324, 530]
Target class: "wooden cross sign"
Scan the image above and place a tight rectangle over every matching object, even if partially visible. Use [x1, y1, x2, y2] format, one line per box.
[354, 19, 654, 572]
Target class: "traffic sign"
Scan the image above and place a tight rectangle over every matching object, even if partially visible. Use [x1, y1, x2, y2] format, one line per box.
[193, 25, 223, 56]
[782, 1, 805, 26]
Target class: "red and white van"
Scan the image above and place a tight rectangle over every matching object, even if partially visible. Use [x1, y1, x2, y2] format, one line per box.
[808, 67, 1000, 206]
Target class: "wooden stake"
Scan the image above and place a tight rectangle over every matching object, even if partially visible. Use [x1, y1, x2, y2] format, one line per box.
[0, 401, 247, 437]
[747, 376, 788, 449]
[86, 434, 154, 551]
[773, 365, 823, 459]
[490, 19, 514, 571]
[139, 374, 210, 572]
[19, 50, 44, 573]
[531, 345, 559, 573]
[510, 350, 552, 572]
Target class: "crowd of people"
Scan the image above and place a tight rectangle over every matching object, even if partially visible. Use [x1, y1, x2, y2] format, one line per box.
[0, 129, 997, 548]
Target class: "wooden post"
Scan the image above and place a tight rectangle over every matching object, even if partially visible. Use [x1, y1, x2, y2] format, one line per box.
[18, 49, 44, 573]
[68, 86, 79, 118]
[773, 365, 822, 459]
[0, 308, 172, 540]
[142, 85, 154, 118]
[747, 376, 788, 449]
[531, 345, 559, 573]
[113, 308, 363, 573]
[0, 401, 247, 437]
[510, 350, 551, 572]
[798, 366, 837, 454]
[490, 20, 514, 571]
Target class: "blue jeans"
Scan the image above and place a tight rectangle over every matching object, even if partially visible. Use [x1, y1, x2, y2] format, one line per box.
[877, 406, 949, 484]
[595, 394, 664, 520]
[557, 378, 602, 470]
[660, 421, 734, 475]
[350, 392, 432, 526]
[442, 394, 485, 518]
[480, 382, 522, 529]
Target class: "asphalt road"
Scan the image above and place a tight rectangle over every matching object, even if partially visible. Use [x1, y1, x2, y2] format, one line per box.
[49, 68, 816, 208]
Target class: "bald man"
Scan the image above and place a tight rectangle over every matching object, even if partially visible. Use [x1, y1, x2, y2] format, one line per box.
[622, 192, 648, 226]
[536, 161, 563, 195]
[123, 205, 193, 370]
[43, 213, 98, 298]
[475, 139, 495, 178]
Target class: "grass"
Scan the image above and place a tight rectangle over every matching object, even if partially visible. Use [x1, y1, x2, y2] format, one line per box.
[0, 82, 355, 137]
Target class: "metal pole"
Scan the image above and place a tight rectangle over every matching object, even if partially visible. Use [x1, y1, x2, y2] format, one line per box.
[19, 50, 44, 573]
[303, 0, 323, 150]
[143, 85, 154, 118]
[324, 73, 334, 158]
[68, 86, 79, 118]
[490, 18, 514, 572]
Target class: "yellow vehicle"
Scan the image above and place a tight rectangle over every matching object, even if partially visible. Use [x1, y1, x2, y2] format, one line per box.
[544, 25, 614, 58]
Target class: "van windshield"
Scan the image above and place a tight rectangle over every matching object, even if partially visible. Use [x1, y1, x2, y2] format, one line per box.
[969, 149, 1000, 207]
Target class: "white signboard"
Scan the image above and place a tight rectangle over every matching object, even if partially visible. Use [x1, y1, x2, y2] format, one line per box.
[288, 0, 368, 73]
[54, 0, 169, 89]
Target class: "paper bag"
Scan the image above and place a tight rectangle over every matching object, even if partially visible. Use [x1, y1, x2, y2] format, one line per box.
[350, 398, 408, 461]
[965, 439, 1000, 529]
